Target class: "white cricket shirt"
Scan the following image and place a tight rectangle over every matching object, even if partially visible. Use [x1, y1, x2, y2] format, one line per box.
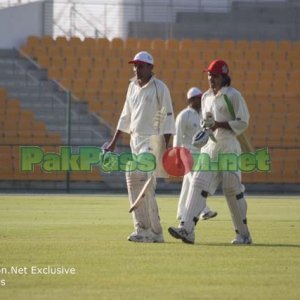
[201, 86, 249, 140]
[173, 106, 202, 151]
[117, 76, 175, 136]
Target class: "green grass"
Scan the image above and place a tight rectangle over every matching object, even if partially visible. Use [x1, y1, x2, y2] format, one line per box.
[0, 194, 299, 300]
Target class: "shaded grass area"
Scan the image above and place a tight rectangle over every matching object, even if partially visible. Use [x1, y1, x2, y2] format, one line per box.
[0, 195, 299, 300]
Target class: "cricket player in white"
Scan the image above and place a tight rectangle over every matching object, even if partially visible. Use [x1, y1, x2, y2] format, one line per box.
[106, 51, 175, 243]
[169, 59, 252, 245]
[174, 87, 217, 221]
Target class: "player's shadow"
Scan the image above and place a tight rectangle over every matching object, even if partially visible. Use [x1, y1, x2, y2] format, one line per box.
[200, 242, 300, 248]
[165, 241, 300, 248]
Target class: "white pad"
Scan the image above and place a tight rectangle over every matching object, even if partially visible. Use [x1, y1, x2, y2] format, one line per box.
[176, 173, 192, 220]
[126, 170, 162, 234]
[180, 172, 214, 233]
[222, 172, 250, 237]
[177, 173, 215, 220]
[126, 171, 151, 231]
[144, 176, 163, 234]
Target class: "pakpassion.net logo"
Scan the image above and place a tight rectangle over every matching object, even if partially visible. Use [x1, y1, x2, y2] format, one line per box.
[19, 146, 271, 176]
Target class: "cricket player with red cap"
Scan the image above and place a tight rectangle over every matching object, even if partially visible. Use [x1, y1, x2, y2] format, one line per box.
[169, 59, 252, 245]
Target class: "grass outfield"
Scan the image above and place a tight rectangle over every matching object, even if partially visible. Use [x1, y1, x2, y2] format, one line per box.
[0, 194, 299, 300]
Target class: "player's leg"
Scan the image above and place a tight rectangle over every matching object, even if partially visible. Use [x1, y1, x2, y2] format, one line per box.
[222, 171, 252, 244]
[177, 172, 218, 221]
[128, 135, 164, 242]
[176, 173, 191, 220]
[168, 171, 219, 244]
[144, 175, 164, 242]
[126, 170, 153, 242]
[199, 205, 218, 220]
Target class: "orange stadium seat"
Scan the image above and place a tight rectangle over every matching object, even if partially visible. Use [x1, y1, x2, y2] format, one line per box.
[110, 38, 124, 56]
[47, 45, 61, 58]
[137, 39, 152, 50]
[207, 39, 222, 49]
[0, 87, 7, 98]
[222, 39, 235, 51]
[264, 40, 277, 52]
[96, 37, 110, 49]
[56, 36, 68, 47]
[286, 48, 300, 61]
[69, 36, 82, 48]
[124, 38, 139, 50]
[151, 39, 165, 50]
[235, 40, 250, 51]
[27, 35, 40, 47]
[193, 39, 207, 51]
[272, 50, 287, 61]
[37, 54, 51, 68]
[40, 35, 54, 48]
[165, 39, 179, 50]
[179, 39, 193, 52]
[111, 38, 124, 49]
[62, 46, 75, 58]
[250, 40, 264, 51]
[278, 40, 292, 51]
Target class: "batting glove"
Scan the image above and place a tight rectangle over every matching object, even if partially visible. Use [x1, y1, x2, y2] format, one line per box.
[201, 112, 215, 129]
[192, 129, 209, 149]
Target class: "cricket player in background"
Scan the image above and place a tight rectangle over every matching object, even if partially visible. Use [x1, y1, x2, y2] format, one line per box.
[169, 59, 252, 245]
[106, 51, 175, 243]
[173, 87, 217, 221]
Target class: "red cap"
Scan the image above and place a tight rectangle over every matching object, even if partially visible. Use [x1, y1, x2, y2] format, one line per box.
[204, 59, 229, 75]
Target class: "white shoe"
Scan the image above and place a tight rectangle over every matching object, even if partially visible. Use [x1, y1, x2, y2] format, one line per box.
[231, 234, 252, 245]
[200, 210, 218, 220]
[128, 229, 164, 243]
[152, 232, 164, 243]
[168, 227, 195, 244]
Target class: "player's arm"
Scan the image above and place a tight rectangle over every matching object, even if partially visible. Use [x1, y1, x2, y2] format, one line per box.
[173, 113, 184, 147]
[227, 93, 249, 135]
[105, 130, 123, 152]
[201, 111, 232, 131]
[160, 82, 176, 137]
[211, 121, 232, 131]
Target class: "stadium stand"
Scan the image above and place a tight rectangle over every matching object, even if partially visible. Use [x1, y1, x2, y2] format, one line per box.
[17, 36, 300, 185]
[0, 48, 108, 186]
[0, 87, 63, 180]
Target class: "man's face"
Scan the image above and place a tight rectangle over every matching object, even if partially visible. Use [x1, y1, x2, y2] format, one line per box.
[208, 72, 223, 92]
[190, 96, 202, 112]
[133, 62, 153, 81]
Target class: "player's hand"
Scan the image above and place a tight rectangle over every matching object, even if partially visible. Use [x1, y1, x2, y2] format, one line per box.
[103, 141, 116, 152]
[169, 148, 183, 168]
[201, 112, 215, 129]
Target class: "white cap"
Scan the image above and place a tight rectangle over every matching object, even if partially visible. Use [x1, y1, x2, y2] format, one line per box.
[128, 51, 154, 65]
[187, 87, 202, 100]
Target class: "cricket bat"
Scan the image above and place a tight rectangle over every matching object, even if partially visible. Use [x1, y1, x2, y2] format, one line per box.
[237, 132, 254, 153]
[129, 175, 153, 213]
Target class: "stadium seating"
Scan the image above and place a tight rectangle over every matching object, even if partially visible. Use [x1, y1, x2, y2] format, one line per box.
[0, 87, 103, 182]
[18, 37, 300, 184]
[0, 88, 59, 177]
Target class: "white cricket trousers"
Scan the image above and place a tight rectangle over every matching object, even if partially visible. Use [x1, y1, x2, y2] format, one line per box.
[126, 134, 162, 234]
